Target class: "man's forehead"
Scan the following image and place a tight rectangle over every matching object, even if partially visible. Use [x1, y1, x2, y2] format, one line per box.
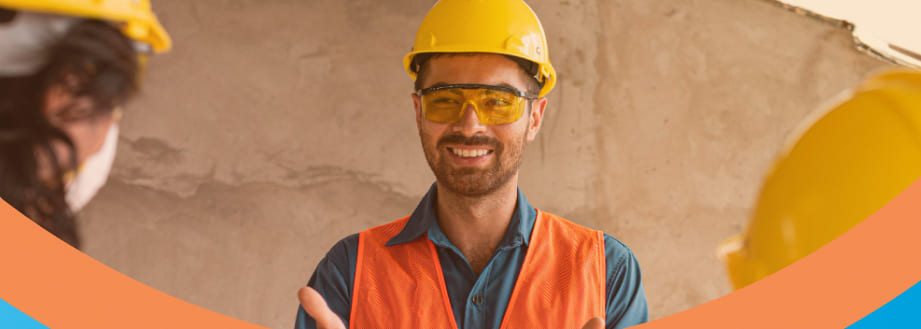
[421, 53, 529, 90]
[425, 81, 522, 91]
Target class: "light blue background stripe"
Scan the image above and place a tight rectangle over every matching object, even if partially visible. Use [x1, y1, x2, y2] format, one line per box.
[846, 279, 921, 328]
[0, 297, 49, 329]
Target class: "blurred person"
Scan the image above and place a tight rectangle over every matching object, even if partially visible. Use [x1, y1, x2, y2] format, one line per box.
[0, 0, 170, 249]
[295, 0, 648, 328]
[719, 68, 921, 289]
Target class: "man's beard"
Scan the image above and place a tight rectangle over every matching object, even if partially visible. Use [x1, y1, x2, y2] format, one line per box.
[421, 131, 526, 197]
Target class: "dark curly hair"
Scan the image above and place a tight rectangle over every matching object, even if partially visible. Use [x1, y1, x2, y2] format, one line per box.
[0, 10, 139, 249]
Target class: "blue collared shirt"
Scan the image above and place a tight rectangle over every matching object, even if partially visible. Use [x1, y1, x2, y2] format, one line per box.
[295, 184, 648, 329]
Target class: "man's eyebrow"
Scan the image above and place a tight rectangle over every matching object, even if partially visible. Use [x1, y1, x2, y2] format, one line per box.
[494, 82, 521, 91]
[426, 81, 523, 92]
[423, 82, 463, 95]
[427, 81, 451, 88]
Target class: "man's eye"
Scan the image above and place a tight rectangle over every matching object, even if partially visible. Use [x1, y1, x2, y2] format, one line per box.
[433, 98, 460, 104]
[485, 98, 511, 107]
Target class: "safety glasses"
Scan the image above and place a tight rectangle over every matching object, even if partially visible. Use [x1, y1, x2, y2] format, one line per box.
[416, 84, 537, 125]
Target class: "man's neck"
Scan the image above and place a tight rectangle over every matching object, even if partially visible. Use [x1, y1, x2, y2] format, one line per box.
[434, 176, 520, 275]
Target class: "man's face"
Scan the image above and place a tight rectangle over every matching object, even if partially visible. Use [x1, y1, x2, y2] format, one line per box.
[412, 54, 547, 197]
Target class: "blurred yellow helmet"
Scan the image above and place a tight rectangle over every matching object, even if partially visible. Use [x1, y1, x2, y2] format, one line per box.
[718, 69, 921, 290]
[0, 0, 171, 53]
[403, 0, 557, 97]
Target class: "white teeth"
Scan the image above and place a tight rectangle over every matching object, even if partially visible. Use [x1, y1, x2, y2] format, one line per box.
[451, 148, 489, 158]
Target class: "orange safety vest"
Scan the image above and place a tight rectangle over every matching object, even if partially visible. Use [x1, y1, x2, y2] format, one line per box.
[349, 210, 606, 329]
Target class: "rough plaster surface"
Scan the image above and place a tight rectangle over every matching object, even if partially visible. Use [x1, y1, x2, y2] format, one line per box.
[78, 0, 889, 327]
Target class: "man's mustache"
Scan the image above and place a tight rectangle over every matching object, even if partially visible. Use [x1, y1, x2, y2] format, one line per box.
[437, 134, 501, 149]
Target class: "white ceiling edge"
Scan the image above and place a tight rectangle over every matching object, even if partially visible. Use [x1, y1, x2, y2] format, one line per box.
[776, 0, 921, 68]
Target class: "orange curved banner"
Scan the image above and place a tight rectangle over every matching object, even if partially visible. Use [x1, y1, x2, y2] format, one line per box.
[634, 177, 921, 328]
[0, 201, 268, 329]
[1, 177, 919, 328]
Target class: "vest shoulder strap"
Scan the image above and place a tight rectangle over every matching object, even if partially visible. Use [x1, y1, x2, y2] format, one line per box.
[350, 216, 458, 329]
[500, 210, 607, 328]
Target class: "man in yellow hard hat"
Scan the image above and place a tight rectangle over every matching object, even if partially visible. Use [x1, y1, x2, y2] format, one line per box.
[0, 0, 170, 248]
[294, 1, 648, 328]
[718, 69, 921, 289]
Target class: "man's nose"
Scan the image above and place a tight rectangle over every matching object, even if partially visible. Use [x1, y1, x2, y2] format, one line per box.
[452, 101, 487, 136]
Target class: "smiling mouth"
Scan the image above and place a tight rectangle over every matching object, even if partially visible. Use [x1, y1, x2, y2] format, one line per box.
[447, 147, 493, 158]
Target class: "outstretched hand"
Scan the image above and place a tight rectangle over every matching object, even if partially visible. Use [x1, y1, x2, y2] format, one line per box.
[298, 287, 346, 329]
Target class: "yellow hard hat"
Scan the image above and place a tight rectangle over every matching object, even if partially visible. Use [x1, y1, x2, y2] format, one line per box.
[0, 0, 171, 53]
[718, 69, 921, 290]
[404, 0, 557, 97]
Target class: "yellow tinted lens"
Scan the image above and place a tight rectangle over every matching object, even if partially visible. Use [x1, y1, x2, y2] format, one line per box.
[474, 89, 524, 124]
[421, 87, 526, 124]
[422, 89, 465, 123]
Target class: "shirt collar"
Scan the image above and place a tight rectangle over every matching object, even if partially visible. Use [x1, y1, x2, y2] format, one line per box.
[386, 182, 537, 249]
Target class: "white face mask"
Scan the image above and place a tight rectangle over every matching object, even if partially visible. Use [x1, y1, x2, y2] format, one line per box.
[65, 124, 119, 212]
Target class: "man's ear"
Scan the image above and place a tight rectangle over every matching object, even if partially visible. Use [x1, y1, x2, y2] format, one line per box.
[412, 93, 423, 131]
[526, 97, 547, 142]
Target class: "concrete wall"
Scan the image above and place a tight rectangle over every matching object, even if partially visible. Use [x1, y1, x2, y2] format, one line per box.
[79, 0, 889, 327]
